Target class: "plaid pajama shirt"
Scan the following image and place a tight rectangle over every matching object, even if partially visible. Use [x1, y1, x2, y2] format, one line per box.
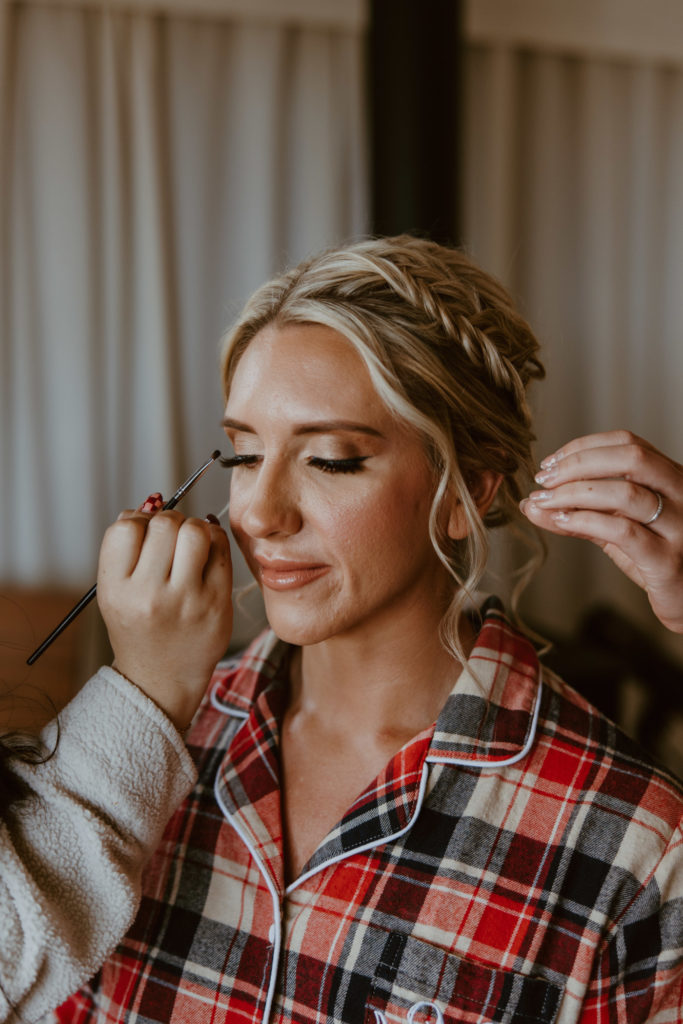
[56, 599, 683, 1023]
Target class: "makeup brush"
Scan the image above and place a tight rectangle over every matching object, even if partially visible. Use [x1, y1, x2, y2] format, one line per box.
[26, 450, 222, 665]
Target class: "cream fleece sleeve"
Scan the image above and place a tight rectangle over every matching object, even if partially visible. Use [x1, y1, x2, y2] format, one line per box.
[0, 666, 198, 1023]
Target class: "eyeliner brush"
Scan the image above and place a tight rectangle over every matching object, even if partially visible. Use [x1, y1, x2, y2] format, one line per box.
[26, 450, 222, 666]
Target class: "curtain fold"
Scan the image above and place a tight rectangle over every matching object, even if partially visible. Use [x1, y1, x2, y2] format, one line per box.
[0, 4, 368, 652]
[464, 44, 683, 664]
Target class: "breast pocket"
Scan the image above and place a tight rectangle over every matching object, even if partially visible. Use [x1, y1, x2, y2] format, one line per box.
[364, 932, 563, 1024]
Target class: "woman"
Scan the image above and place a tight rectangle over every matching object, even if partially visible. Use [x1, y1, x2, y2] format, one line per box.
[58, 237, 682, 1023]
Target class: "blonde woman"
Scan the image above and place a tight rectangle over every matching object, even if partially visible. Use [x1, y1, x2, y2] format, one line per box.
[57, 237, 682, 1023]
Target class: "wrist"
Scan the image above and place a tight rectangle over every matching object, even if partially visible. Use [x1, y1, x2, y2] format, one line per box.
[111, 660, 210, 733]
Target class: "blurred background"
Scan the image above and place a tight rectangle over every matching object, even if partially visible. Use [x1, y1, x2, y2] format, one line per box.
[1, 0, 682, 770]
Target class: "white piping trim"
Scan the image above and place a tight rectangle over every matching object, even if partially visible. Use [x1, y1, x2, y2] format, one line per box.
[286, 761, 430, 895]
[425, 671, 542, 770]
[214, 779, 281, 1023]
[285, 673, 540, 896]
[210, 680, 250, 718]
[408, 1002, 444, 1024]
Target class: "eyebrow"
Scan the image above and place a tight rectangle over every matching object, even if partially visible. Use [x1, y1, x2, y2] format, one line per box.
[221, 417, 385, 439]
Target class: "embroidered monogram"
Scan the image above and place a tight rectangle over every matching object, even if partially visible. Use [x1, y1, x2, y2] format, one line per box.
[373, 1000, 444, 1023]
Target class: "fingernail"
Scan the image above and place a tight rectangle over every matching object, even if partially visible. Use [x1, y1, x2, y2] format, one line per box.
[551, 510, 570, 525]
[534, 469, 556, 485]
[540, 451, 565, 470]
[140, 492, 164, 513]
[205, 513, 220, 525]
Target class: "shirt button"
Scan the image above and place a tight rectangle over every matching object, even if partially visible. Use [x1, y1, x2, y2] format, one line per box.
[268, 923, 276, 944]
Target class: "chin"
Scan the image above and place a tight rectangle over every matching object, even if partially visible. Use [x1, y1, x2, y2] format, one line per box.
[266, 617, 328, 647]
[263, 602, 339, 648]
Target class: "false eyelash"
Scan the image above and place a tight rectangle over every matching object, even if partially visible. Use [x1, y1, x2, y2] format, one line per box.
[219, 455, 259, 468]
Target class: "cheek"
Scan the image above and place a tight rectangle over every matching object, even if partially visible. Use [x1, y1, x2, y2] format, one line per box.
[227, 474, 254, 532]
[227, 499, 252, 558]
[329, 482, 433, 562]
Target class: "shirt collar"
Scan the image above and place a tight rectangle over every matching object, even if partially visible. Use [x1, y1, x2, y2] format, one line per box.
[427, 598, 542, 766]
[210, 629, 291, 718]
[211, 597, 541, 768]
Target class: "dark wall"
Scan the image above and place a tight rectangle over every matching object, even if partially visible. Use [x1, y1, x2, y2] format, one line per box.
[368, 0, 464, 244]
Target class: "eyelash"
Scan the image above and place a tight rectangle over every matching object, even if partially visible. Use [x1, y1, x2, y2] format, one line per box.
[220, 455, 368, 475]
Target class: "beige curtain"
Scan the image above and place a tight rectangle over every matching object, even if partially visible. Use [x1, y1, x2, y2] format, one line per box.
[0, 1, 368, 647]
[463, 40, 683, 665]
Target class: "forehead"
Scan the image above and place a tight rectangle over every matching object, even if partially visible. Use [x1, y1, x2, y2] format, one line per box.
[225, 322, 386, 420]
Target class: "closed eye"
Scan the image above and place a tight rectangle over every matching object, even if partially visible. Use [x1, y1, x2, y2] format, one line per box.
[220, 454, 260, 469]
[220, 454, 368, 474]
[307, 456, 368, 474]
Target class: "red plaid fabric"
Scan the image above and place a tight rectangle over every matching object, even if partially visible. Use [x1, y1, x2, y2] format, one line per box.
[56, 599, 683, 1023]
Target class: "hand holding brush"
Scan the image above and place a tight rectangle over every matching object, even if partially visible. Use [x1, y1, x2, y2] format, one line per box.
[27, 452, 232, 729]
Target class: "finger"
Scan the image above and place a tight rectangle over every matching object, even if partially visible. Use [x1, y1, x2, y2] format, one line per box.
[520, 502, 664, 591]
[539, 430, 658, 469]
[99, 517, 150, 581]
[525, 480, 669, 534]
[168, 517, 213, 589]
[534, 442, 681, 495]
[521, 501, 666, 557]
[202, 520, 232, 587]
[133, 509, 185, 581]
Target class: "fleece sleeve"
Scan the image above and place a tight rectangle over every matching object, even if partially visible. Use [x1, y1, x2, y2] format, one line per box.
[0, 666, 198, 1023]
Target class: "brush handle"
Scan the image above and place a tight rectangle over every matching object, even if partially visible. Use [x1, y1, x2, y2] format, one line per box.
[25, 450, 221, 665]
[26, 586, 97, 665]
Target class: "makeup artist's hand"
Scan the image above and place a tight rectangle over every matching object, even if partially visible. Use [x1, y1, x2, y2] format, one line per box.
[97, 505, 233, 731]
[520, 430, 683, 634]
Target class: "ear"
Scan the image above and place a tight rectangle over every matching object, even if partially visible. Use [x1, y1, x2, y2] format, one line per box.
[446, 471, 503, 540]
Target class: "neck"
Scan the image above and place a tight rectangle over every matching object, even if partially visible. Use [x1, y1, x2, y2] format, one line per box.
[289, 609, 473, 745]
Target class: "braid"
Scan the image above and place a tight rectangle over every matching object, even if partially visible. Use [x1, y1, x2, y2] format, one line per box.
[221, 235, 546, 663]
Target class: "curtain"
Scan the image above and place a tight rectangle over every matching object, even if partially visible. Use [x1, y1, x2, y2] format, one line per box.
[463, 43, 683, 665]
[0, 2, 368, 648]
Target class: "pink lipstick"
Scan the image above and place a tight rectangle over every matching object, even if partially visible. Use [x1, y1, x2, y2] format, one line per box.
[256, 560, 330, 591]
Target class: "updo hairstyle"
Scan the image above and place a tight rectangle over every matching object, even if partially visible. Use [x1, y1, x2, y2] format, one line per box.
[220, 235, 545, 663]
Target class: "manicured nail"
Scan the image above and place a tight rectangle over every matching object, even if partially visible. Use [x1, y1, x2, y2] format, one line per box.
[551, 510, 570, 525]
[140, 492, 164, 513]
[540, 450, 565, 470]
[530, 490, 553, 503]
[534, 469, 556, 485]
[205, 513, 220, 525]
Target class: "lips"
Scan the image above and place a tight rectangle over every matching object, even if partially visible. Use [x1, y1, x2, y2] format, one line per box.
[255, 558, 330, 591]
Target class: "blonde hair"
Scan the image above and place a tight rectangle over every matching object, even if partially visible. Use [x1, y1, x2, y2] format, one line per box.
[220, 235, 545, 663]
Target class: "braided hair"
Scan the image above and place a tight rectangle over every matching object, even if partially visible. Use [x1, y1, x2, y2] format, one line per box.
[221, 235, 545, 663]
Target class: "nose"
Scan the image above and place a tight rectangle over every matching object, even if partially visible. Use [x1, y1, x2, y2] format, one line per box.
[232, 459, 302, 539]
